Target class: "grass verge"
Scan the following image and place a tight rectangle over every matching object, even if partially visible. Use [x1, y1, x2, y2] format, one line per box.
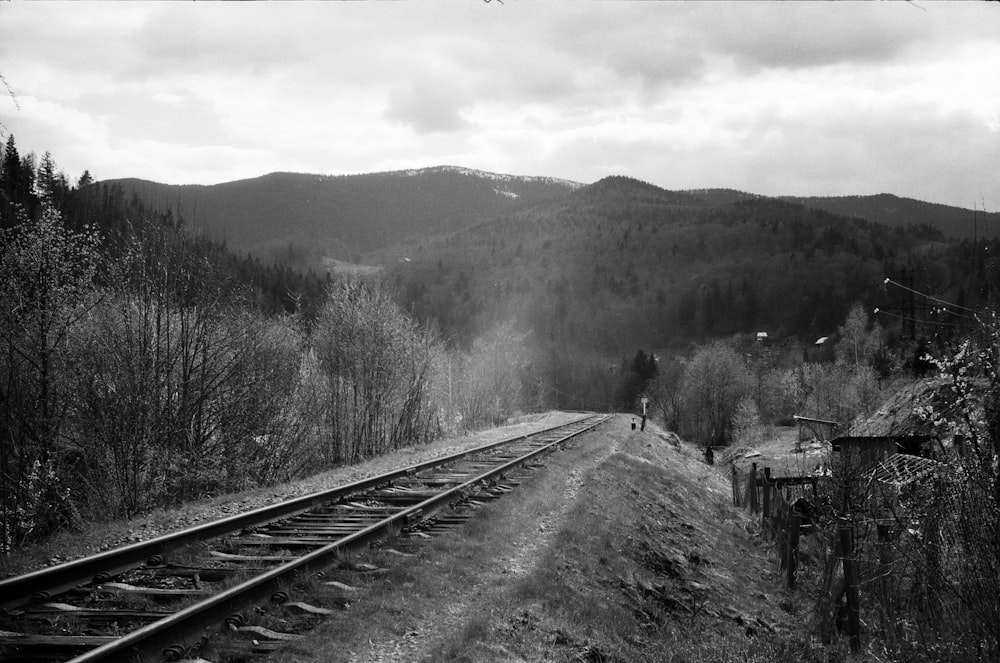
[262, 417, 858, 663]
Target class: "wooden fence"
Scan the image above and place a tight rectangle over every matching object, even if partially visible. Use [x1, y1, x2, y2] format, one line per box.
[732, 464, 816, 589]
[731, 463, 861, 652]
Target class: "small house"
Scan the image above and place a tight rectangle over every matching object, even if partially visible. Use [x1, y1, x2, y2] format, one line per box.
[793, 415, 839, 451]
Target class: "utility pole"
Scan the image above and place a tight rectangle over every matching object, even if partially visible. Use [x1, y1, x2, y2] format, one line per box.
[906, 269, 916, 341]
[973, 201, 978, 248]
[879, 269, 921, 341]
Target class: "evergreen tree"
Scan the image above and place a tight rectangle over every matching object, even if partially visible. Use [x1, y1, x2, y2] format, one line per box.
[76, 169, 94, 189]
[1, 135, 22, 227]
[36, 152, 56, 200]
[616, 348, 659, 410]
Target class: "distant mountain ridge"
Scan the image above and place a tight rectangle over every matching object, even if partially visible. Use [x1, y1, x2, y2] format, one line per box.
[104, 167, 582, 266]
[396, 165, 584, 190]
[103, 168, 993, 274]
[782, 193, 1000, 240]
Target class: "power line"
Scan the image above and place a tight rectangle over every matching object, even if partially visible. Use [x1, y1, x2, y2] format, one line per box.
[884, 277, 979, 314]
[926, 305, 978, 321]
[873, 308, 958, 327]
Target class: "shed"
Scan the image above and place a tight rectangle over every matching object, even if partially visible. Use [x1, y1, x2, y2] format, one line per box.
[793, 415, 840, 451]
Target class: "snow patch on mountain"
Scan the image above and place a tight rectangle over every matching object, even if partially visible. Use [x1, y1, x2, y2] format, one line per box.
[399, 165, 584, 189]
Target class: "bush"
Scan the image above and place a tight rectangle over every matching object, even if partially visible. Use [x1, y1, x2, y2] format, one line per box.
[732, 397, 765, 448]
[679, 342, 751, 446]
[313, 279, 440, 463]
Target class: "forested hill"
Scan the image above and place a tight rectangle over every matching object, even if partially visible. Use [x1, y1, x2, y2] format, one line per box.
[383, 176, 995, 358]
[107, 166, 996, 273]
[104, 167, 581, 268]
[782, 194, 1000, 240]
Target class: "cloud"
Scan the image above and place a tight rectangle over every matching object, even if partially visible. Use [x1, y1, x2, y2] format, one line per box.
[0, 2, 997, 208]
[384, 76, 470, 134]
[547, 7, 707, 92]
[126, 5, 308, 78]
[703, 5, 929, 71]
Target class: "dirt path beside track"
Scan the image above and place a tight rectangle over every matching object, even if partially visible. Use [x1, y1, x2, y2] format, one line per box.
[275, 415, 805, 663]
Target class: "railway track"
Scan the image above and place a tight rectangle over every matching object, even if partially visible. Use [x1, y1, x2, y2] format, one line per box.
[0, 413, 609, 663]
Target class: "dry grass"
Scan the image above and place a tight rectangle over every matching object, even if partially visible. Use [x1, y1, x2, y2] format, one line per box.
[429, 422, 826, 662]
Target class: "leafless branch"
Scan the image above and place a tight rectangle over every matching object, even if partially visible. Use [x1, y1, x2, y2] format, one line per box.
[0, 72, 18, 138]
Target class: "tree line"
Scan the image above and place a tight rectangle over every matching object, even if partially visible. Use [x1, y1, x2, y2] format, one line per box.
[385, 175, 1000, 413]
[615, 302, 894, 448]
[0, 140, 536, 552]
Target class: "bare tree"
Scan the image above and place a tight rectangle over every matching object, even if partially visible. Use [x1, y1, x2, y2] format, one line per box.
[0, 205, 100, 548]
[313, 279, 439, 464]
[835, 302, 884, 368]
[0, 73, 18, 138]
[456, 322, 529, 428]
[679, 342, 751, 446]
[647, 356, 684, 431]
[69, 227, 318, 516]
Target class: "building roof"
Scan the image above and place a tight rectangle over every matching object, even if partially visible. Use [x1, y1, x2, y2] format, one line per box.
[867, 453, 941, 489]
[831, 435, 935, 456]
[793, 415, 839, 426]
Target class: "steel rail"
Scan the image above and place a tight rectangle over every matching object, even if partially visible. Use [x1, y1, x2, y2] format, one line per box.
[0, 414, 599, 612]
[59, 413, 609, 663]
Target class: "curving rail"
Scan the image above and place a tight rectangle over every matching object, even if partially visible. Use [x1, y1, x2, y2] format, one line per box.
[0, 413, 609, 663]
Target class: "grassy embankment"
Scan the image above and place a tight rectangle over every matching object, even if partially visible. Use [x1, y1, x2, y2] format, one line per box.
[264, 417, 848, 663]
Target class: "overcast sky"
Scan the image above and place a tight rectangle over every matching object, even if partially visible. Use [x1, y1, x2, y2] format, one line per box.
[1, 2, 998, 210]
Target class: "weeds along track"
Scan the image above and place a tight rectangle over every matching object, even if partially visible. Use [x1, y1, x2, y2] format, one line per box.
[0, 414, 609, 663]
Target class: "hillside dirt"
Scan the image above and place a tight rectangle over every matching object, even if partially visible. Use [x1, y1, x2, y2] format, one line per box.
[265, 416, 815, 663]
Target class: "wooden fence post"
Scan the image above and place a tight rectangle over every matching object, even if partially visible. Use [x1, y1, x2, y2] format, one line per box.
[748, 463, 759, 514]
[877, 522, 891, 640]
[761, 467, 772, 535]
[732, 466, 740, 506]
[777, 489, 788, 569]
[839, 519, 861, 653]
[786, 513, 801, 588]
